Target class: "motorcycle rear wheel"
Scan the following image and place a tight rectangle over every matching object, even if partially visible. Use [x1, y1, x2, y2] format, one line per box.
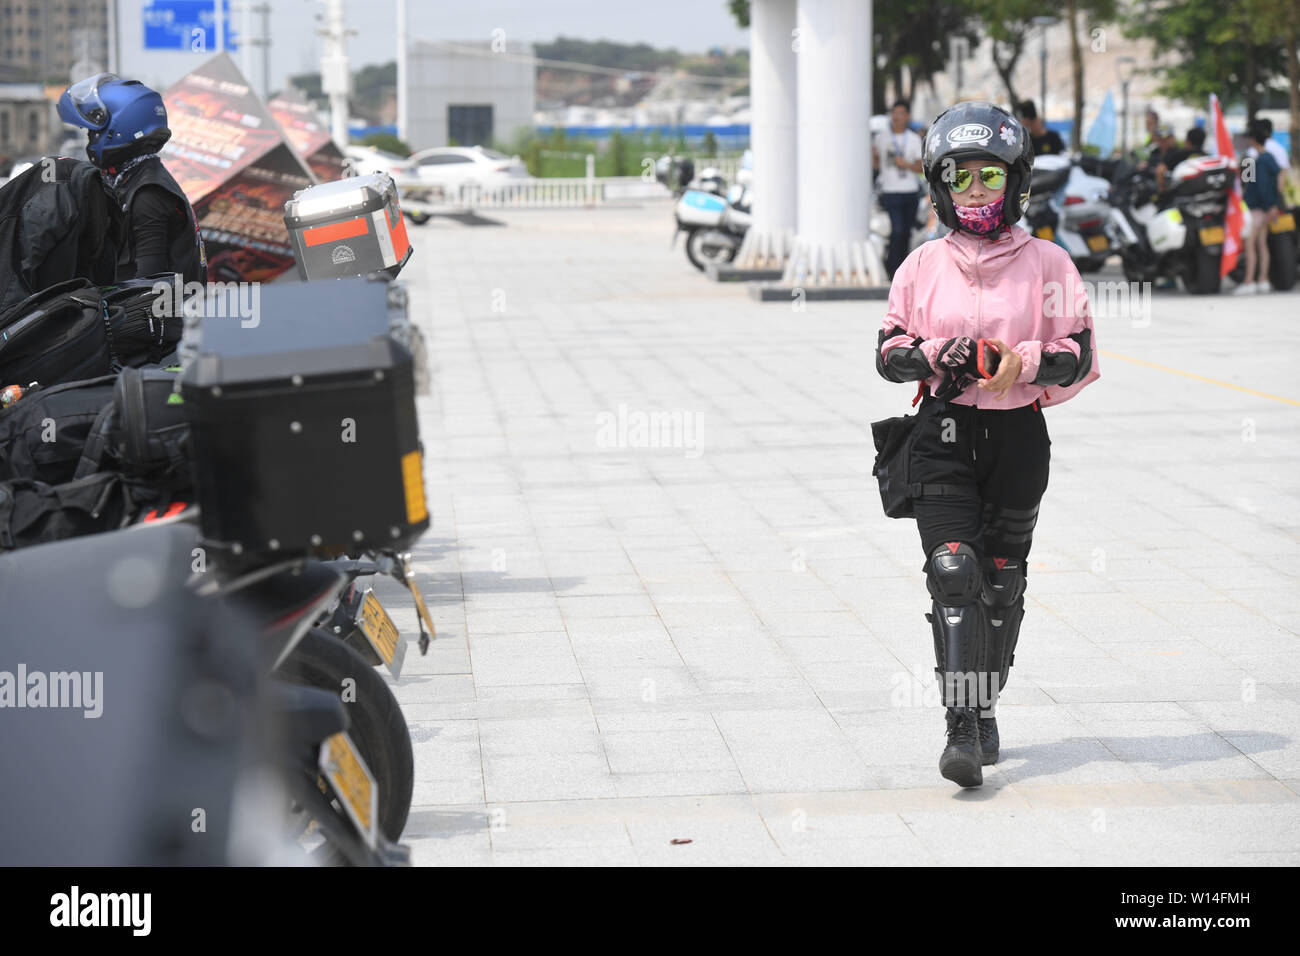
[685, 227, 737, 272]
[1268, 230, 1297, 291]
[278, 629, 415, 847]
[1183, 245, 1222, 295]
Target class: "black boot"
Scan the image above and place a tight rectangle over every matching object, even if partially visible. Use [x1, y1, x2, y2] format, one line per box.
[940, 707, 983, 787]
[979, 715, 999, 765]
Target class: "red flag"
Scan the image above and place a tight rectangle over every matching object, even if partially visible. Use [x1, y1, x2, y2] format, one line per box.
[1209, 93, 1244, 277]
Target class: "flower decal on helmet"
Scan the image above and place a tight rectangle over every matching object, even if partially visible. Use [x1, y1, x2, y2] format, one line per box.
[999, 123, 1017, 146]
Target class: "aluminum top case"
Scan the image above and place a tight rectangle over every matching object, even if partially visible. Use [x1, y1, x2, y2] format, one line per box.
[284, 173, 413, 281]
[180, 277, 428, 560]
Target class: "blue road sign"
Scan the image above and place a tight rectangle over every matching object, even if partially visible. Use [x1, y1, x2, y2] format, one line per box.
[143, 0, 238, 52]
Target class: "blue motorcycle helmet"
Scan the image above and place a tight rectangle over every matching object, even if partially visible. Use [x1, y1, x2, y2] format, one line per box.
[58, 73, 171, 170]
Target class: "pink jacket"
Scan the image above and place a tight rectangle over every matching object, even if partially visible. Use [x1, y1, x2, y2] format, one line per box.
[879, 226, 1100, 408]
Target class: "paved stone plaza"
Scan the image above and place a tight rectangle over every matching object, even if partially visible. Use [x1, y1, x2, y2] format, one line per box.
[372, 202, 1300, 866]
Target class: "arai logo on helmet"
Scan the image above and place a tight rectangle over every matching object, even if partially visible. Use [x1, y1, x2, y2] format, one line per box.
[946, 123, 993, 147]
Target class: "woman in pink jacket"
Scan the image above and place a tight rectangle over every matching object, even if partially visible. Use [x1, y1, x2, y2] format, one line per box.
[876, 101, 1100, 788]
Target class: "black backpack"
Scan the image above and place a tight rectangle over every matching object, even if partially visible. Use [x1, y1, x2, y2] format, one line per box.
[0, 374, 118, 485]
[0, 279, 117, 388]
[102, 275, 187, 368]
[0, 157, 123, 315]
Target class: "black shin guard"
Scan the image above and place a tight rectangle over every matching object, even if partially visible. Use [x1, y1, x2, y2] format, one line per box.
[929, 602, 988, 709]
[925, 542, 988, 711]
[981, 557, 1027, 714]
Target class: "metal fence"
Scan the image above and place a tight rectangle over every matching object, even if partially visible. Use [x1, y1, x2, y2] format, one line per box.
[399, 175, 672, 212]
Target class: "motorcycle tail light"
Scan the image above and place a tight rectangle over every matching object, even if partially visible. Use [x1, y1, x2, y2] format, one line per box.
[1064, 196, 1084, 205]
[1079, 218, 1103, 229]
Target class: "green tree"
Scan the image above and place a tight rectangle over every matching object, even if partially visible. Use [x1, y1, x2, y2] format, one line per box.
[1123, 0, 1288, 118]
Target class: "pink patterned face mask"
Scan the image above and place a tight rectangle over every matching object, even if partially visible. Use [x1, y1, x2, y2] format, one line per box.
[953, 196, 1005, 235]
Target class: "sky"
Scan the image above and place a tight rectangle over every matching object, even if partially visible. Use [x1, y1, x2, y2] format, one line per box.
[116, 0, 750, 95]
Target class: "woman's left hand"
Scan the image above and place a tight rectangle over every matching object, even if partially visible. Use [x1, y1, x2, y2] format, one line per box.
[977, 339, 1022, 400]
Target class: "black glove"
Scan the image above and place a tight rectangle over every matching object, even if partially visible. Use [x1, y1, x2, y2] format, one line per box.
[934, 336, 978, 376]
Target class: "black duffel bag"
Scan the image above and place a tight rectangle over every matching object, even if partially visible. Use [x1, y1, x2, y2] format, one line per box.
[0, 472, 135, 551]
[0, 278, 115, 387]
[0, 374, 118, 485]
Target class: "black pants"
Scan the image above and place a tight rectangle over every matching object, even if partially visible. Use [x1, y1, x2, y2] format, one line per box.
[881, 191, 920, 277]
[910, 397, 1051, 564]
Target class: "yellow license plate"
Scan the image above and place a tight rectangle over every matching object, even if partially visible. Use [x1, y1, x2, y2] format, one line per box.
[359, 590, 405, 676]
[1085, 233, 1109, 252]
[319, 732, 377, 848]
[1199, 225, 1225, 245]
[406, 566, 437, 643]
[1034, 226, 1055, 241]
[1270, 212, 1296, 233]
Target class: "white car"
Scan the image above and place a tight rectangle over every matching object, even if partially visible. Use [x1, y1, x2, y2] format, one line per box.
[342, 144, 408, 178]
[392, 146, 527, 196]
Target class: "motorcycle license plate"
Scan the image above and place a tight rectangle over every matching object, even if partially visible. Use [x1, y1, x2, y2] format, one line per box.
[359, 589, 406, 678]
[1085, 233, 1109, 252]
[1199, 225, 1225, 245]
[1270, 212, 1296, 233]
[405, 566, 437, 646]
[1034, 226, 1055, 241]
[319, 732, 378, 850]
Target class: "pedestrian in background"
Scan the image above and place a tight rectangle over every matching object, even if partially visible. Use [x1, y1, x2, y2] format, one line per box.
[1237, 118, 1282, 295]
[1017, 101, 1065, 156]
[873, 100, 924, 279]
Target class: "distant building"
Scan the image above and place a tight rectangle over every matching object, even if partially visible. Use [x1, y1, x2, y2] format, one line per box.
[405, 39, 535, 150]
[0, 83, 59, 161]
[1, 1, 110, 81]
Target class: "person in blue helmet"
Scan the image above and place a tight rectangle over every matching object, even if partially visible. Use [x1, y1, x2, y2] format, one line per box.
[58, 73, 207, 285]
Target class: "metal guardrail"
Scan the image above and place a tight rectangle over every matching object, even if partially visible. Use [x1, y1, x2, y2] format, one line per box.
[396, 175, 672, 211]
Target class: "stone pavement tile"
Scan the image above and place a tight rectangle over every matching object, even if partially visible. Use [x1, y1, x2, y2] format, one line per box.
[605, 766, 747, 798]
[478, 714, 604, 756]
[392, 673, 476, 705]
[474, 683, 590, 703]
[487, 820, 631, 853]
[491, 846, 641, 866]
[464, 606, 567, 634]
[409, 720, 483, 807]
[557, 594, 659, 618]
[403, 808, 493, 867]
[713, 709, 877, 793]
[481, 752, 617, 803]
[601, 727, 735, 775]
[563, 615, 672, 643]
[777, 633, 899, 666]
[470, 652, 582, 688]
[626, 818, 786, 866]
[582, 664, 702, 703]
[570, 638, 683, 669]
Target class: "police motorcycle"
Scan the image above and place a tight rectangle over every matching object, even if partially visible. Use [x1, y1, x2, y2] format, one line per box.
[670, 167, 753, 271]
[1013, 154, 1118, 271]
[1109, 154, 1237, 294]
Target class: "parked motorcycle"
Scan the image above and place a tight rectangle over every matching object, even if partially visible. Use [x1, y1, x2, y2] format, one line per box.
[674, 180, 752, 271]
[1015, 154, 1118, 271]
[1110, 155, 1236, 294]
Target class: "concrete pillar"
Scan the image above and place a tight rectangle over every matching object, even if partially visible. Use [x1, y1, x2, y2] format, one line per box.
[782, 0, 885, 287]
[736, 0, 798, 269]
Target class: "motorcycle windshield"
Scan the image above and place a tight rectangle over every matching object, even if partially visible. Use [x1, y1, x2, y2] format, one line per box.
[61, 72, 119, 129]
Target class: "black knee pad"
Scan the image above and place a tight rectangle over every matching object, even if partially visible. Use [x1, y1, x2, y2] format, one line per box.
[981, 556, 1026, 609]
[926, 542, 981, 605]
